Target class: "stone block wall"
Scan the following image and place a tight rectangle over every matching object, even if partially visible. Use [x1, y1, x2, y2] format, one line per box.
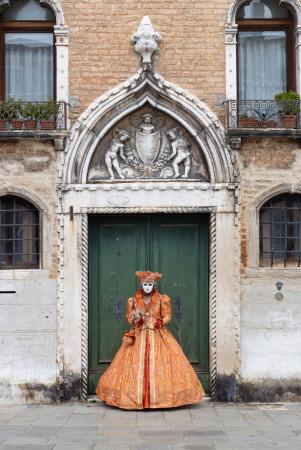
[0, 140, 58, 403]
[236, 138, 301, 401]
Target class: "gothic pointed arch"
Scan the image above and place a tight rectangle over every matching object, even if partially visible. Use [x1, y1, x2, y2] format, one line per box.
[63, 66, 236, 185]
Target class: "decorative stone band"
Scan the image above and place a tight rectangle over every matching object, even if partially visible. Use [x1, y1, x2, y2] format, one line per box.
[83, 206, 216, 215]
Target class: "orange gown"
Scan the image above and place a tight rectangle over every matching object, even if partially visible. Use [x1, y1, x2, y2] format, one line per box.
[96, 288, 205, 409]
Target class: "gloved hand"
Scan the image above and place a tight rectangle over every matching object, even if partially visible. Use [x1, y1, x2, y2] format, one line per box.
[137, 317, 145, 326]
[154, 318, 163, 329]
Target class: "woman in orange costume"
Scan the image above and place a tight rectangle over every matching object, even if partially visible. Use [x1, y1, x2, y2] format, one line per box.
[96, 271, 204, 409]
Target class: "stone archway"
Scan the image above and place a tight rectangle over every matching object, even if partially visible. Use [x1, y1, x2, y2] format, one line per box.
[62, 67, 236, 185]
[57, 18, 241, 402]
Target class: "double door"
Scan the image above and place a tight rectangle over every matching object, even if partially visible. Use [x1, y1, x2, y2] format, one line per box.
[88, 214, 209, 393]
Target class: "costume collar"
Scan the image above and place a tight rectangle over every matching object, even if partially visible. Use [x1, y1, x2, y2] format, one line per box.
[135, 288, 160, 310]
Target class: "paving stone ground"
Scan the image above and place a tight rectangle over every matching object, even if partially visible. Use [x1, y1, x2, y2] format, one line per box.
[0, 398, 301, 450]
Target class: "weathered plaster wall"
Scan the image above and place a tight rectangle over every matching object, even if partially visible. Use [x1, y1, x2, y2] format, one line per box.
[237, 138, 301, 401]
[0, 140, 58, 404]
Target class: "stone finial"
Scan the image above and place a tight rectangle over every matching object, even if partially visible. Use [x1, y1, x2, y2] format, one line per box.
[131, 16, 161, 65]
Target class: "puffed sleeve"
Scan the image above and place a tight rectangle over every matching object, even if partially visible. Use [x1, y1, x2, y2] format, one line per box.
[161, 294, 172, 325]
[126, 297, 135, 324]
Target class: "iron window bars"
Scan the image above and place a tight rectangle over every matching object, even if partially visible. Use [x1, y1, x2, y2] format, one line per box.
[0, 195, 40, 269]
[226, 100, 301, 129]
[260, 194, 301, 267]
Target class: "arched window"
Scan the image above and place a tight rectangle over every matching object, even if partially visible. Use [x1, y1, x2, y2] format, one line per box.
[0, 195, 40, 269]
[260, 193, 301, 267]
[0, 0, 56, 101]
[237, 0, 294, 100]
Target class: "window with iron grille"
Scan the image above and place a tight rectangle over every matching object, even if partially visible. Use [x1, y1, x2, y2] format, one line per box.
[260, 193, 301, 267]
[0, 195, 40, 269]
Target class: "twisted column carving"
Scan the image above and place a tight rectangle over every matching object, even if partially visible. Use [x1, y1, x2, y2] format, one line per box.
[209, 211, 217, 400]
[81, 214, 89, 400]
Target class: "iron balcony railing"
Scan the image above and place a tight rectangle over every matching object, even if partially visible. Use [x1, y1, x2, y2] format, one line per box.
[226, 100, 301, 129]
[0, 101, 67, 131]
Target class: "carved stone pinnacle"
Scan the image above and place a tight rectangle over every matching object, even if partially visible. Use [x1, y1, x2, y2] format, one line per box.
[131, 16, 161, 65]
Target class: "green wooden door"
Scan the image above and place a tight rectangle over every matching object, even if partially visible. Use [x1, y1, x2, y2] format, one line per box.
[88, 214, 209, 394]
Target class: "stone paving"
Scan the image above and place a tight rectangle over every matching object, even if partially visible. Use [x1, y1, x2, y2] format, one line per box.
[0, 398, 301, 450]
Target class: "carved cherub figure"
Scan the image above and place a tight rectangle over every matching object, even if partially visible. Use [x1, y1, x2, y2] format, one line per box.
[139, 113, 155, 134]
[105, 130, 130, 179]
[166, 127, 191, 178]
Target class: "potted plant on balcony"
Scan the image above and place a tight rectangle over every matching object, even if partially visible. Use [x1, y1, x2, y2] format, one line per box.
[274, 90, 300, 127]
[0, 102, 6, 129]
[8, 98, 22, 129]
[39, 101, 59, 129]
[0, 97, 22, 129]
[22, 102, 40, 129]
[239, 113, 260, 127]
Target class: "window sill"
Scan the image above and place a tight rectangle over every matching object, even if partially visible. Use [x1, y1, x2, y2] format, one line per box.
[244, 267, 301, 279]
[0, 269, 49, 280]
[0, 129, 68, 138]
[227, 127, 301, 138]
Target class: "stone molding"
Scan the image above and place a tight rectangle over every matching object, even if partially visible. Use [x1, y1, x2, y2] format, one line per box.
[0, 0, 65, 25]
[0, 185, 49, 214]
[225, 0, 301, 98]
[254, 183, 301, 210]
[62, 66, 237, 185]
[80, 207, 217, 401]
[247, 183, 301, 268]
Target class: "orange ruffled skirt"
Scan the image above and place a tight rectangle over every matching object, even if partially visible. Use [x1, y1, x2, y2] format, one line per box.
[96, 326, 204, 409]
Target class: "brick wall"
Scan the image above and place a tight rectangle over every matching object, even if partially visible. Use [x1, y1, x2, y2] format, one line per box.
[61, 0, 233, 118]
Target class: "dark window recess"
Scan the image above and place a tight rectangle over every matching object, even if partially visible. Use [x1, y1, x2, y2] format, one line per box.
[260, 194, 301, 267]
[0, 195, 40, 269]
[236, 0, 295, 101]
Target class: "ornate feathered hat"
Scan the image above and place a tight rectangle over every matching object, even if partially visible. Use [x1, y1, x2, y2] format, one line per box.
[135, 271, 162, 283]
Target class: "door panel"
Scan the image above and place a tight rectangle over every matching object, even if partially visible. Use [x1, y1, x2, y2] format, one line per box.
[88, 214, 209, 394]
[88, 216, 148, 392]
[151, 215, 209, 389]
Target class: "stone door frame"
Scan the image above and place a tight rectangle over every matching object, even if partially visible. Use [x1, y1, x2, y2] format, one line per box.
[80, 206, 217, 400]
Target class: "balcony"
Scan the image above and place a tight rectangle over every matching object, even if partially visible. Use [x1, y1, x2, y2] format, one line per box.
[0, 100, 67, 141]
[226, 100, 301, 138]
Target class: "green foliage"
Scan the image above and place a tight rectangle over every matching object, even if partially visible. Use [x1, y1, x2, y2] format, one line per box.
[274, 91, 300, 116]
[39, 101, 59, 120]
[22, 102, 41, 120]
[0, 97, 21, 120]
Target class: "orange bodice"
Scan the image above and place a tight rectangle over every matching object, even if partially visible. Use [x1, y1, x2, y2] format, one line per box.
[126, 288, 171, 330]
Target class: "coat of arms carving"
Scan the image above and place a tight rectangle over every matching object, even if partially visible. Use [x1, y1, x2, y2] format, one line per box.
[88, 109, 209, 182]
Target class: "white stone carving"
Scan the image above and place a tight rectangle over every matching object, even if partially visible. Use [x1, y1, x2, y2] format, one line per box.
[62, 65, 237, 185]
[167, 127, 191, 178]
[131, 16, 161, 64]
[104, 130, 130, 179]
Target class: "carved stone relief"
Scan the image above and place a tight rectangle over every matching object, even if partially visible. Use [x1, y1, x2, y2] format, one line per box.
[88, 107, 209, 182]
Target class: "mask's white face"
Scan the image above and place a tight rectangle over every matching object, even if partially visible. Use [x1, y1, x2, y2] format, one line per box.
[142, 281, 154, 295]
